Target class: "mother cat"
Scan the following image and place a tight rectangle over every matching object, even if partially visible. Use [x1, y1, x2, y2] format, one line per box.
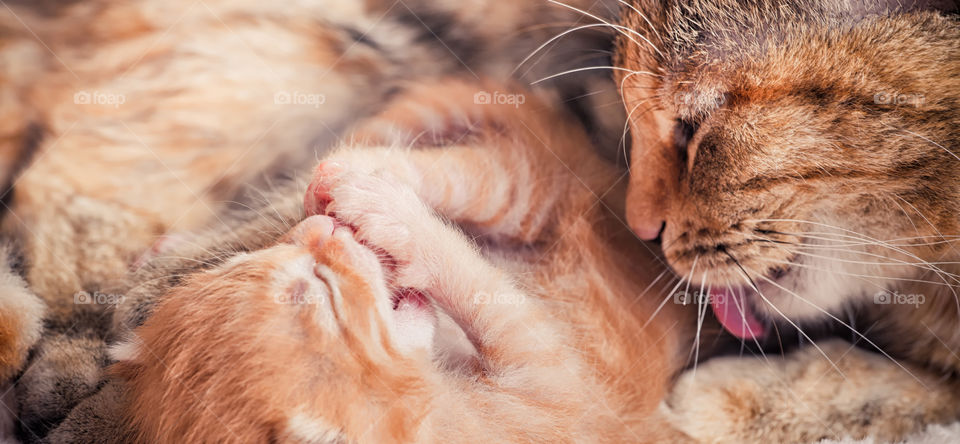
[616, 0, 960, 370]
[613, 0, 960, 441]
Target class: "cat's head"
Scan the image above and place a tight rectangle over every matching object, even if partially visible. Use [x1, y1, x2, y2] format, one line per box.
[112, 215, 436, 443]
[615, 1, 959, 339]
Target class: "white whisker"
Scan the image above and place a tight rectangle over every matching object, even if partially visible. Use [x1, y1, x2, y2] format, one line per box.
[747, 266, 929, 389]
[531, 66, 657, 85]
[546, 0, 664, 58]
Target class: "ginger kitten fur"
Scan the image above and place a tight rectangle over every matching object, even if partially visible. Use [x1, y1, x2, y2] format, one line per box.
[113, 81, 694, 443]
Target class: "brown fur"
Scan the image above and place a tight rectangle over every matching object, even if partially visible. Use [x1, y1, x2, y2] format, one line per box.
[615, 0, 960, 371]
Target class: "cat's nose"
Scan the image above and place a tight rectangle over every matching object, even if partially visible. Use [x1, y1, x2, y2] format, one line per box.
[626, 147, 677, 241]
[626, 186, 667, 240]
[284, 215, 337, 251]
[625, 116, 681, 241]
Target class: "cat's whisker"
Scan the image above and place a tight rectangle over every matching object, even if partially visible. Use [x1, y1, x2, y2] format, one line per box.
[753, 235, 960, 250]
[531, 66, 658, 85]
[682, 255, 701, 372]
[726, 283, 765, 358]
[746, 266, 930, 389]
[891, 193, 960, 267]
[691, 270, 708, 378]
[724, 250, 847, 379]
[545, 0, 664, 58]
[220, 200, 289, 234]
[878, 121, 960, 163]
[641, 276, 686, 330]
[619, 100, 646, 166]
[747, 237, 960, 278]
[750, 254, 958, 288]
[614, 0, 664, 46]
[753, 227, 960, 244]
[786, 237, 960, 286]
[743, 229, 960, 319]
[512, 23, 619, 76]
[747, 219, 960, 284]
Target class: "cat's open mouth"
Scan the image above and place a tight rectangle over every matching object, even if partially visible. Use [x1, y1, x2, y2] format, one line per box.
[706, 264, 796, 340]
[333, 218, 433, 316]
[709, 287, 767, 340]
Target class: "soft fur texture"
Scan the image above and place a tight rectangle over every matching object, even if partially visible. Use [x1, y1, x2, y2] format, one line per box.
[2, 0, 959, 442]
[112, 80, 695, 443]
[615, 0, 960, 368]
[612, 1, 960, 442]
[819, 422, 960, 444]
[0, 0, 627, 441]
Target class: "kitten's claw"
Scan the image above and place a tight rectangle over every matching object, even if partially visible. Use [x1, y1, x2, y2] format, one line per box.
[304, 161, 343, 216]
[304, 159, 427, 278]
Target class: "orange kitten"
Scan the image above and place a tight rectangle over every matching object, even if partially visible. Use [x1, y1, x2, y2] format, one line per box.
[113, 80, 695, 443]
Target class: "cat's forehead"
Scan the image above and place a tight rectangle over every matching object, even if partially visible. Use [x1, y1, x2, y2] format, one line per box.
[663, 0, 957, 62]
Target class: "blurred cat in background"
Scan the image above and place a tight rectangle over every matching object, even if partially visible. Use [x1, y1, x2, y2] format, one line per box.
[0, 0, 627, 439]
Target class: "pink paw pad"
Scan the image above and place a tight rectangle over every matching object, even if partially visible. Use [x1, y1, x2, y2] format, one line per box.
[304, 161, 343, 216]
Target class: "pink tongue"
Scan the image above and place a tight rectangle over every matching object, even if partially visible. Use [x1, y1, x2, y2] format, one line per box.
[710, 288, 766, 340]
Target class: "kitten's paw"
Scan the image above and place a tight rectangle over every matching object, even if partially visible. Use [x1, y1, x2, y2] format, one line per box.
[305, 161, 432, 273]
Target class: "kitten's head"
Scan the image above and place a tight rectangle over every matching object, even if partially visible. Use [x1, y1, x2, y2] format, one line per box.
[615, 1, 959, 338]
[113, 215, 437, 443]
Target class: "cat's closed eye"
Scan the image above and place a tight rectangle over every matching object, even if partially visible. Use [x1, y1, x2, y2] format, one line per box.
[673, 119, 697, 168]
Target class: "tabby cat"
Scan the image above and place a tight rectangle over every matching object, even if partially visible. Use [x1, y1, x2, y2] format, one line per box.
[616, 0, 960, 371]
[613, 0, 960, 441]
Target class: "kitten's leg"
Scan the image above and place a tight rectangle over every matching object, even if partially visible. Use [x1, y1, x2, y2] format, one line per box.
[310, 82, 623, 245]
[310, 147, 569, 245]
[316, 168, 579, 384]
